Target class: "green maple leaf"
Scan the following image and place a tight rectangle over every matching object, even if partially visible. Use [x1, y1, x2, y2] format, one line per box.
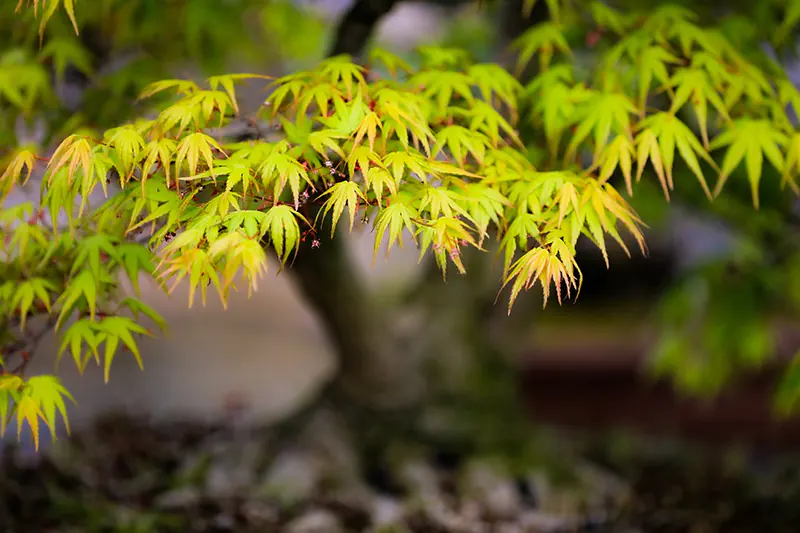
[10, 278, 56, 330]
[468, 63, 522, 110]
[319, 181, 367, 236]
[636, 46, 681, 109]
[225, 210, 268, 238]
[566, 92, 637, 162]
[531, 76, 586, 156]
[666, 20, 720, 57]
[369, 48, 413, 77]
[264, 77, 308, 116]
[71, 234, 121, 280]
[455, 100, 521, 147]
[56, 270, 98, 328]
[434, 126, 489, 166]
[56, 318, 102, 373]
[500, 211, 543, 274]
[261, 205, 307, 264]
[410, 70, 475, 112]
[781, 131, 800, 194]
[39, 37, 92, 81]
[98, 316, 151, 383]
[635, 112, 717, 200]
[512, 22, 571, 73]
[24, 375, 75, 440]
[317, 55, 367, 99]
[589, 1, 630, 34]
[258, 149, 314, 208]
[417, 46, 471, 69]
[371, 197, 418, 263]
[709, 119, 788, 208]
[667, 67, 730, 148]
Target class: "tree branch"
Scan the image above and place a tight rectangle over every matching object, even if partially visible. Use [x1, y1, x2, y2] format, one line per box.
[1, 315, 55, 378]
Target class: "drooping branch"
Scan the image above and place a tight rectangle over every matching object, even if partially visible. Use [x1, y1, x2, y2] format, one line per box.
[0, 315, 55, 378]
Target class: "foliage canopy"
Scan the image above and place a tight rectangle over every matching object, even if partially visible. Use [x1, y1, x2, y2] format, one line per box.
[3, 0, 800, 447]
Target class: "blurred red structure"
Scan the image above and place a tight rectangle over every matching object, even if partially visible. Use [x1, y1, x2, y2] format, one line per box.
[520, 324, 800, 449]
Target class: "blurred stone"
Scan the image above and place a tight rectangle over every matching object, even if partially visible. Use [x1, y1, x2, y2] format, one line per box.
[518, 510, 575, 532]
[205, 458, 254, 499]
[204, 435, 264, 498]
[171, 450, 213, 488]
[257, 449, 322, 508]
[213, 513, 236, 530]
[369, 495, 407, 529]
[285, 508, 342, 533]
[573, 460, 631, 510]
[460, 459, 521, 520]
[303, 410, 362, 479]
[155, 487, 201, 509]
[525, 470, 585, 521]
[397, 458, 441, 499]
[241, 498, 278, 525]
[495, 523, 522, 533]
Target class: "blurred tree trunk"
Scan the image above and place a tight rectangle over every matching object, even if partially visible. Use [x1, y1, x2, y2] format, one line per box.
[285, 0, 552, 419]
[287, 231, 425, 409]
[328, 0, 399, 59]
[285, 0, 425, 411]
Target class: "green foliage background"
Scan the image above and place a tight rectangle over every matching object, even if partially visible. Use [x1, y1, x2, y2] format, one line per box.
[2, 0, 800, 448]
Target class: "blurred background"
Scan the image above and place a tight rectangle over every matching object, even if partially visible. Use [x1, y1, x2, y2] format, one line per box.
[3, 0, 800, 531]
[7, 0, 796, 450]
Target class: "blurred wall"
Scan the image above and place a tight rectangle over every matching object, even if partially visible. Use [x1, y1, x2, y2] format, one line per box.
[22, 227, 421, 430]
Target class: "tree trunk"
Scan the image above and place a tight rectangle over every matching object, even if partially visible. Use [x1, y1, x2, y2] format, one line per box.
[287, 227, 425, 409]
[284, 0, 553, 413]
[328, 0, 400, 59]
[281, 0, 426, 411]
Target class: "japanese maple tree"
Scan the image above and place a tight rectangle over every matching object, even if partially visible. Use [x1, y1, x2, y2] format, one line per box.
[2, 0, 800, 449]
